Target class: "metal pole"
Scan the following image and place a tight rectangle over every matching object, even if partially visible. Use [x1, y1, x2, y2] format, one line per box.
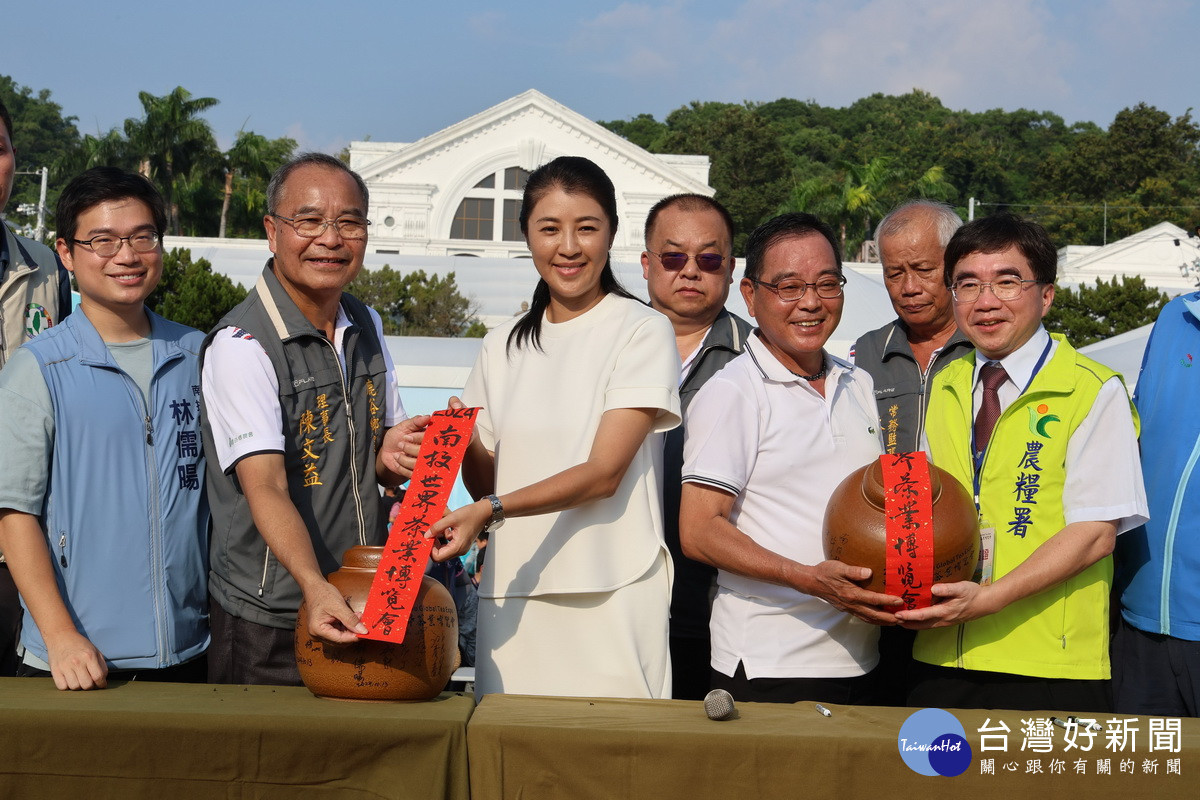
[1103, 201, 1107, 246]
[35, 167, 48, 241]
[968, 197, 975, 221]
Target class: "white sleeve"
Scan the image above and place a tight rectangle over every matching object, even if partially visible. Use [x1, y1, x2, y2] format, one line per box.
[202, 327, 285, 473]
[366, 306, 405, 426]
[1063, 376, 1149, 533]
[681, 375, 757, 497]
[604, 314, 682, 432]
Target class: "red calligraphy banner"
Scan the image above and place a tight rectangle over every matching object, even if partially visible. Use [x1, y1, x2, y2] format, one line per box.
[881, 452, 935, 610]
[359, 407, 480, 643]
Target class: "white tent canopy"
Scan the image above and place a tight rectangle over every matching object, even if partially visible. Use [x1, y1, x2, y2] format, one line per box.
[165, 236, 899, 392]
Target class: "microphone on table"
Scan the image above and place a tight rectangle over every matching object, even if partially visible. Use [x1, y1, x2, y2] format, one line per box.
[704, 688, 737, 721]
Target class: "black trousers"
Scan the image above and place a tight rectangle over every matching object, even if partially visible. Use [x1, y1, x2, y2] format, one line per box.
[712, 660, 880, 705]
[1112, 614, 1200, 717]
[0, 565, 21, 677]
[207, 593, 302, 686]
[907, 661, 1111, 713]
[18, 656, 207, 683]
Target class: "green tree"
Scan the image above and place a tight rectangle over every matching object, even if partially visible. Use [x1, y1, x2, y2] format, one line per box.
[783, 157, 954, 255]
[55, 128, 135, 178]
[124, 87, 221, 235]
[660, 102, 791, 252]
[0, 75, 81, 223]
[147, 248, 248, 332]
[598, 113, 669, 151]
[347, 266, 486, 337]
[219, 131, 296, 238]
[1043, 275, 1169, 347]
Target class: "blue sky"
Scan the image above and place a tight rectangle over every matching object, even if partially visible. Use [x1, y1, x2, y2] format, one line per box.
[7, 1, 1198, 154]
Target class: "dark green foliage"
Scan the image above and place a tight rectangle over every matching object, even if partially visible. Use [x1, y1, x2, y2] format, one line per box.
[147, 248, 248, 332]
[346, 266, 486, 337]
[0, 76, 81, 231]
[1044, 275, 1169, 347]
[602, 94, 1200, 252]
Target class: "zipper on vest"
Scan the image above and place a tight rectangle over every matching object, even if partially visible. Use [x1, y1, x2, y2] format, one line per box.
[258, 549, 271, 597]
[956, 624, 965, 669]
[322, 338, 367, 546]
[57, 532, 67, 567]
[144, 414, 153, 446]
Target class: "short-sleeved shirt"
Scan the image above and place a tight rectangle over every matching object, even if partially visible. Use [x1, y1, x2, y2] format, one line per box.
[683, 332, 884, 679]
[462, 292, 681, 597]
[970, 327, 1146, 531]
[202, 304, 402, 472]
[0, 340, 153, 517]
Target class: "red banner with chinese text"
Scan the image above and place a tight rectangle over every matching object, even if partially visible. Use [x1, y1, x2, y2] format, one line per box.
[359, 407, 479, 643]
[881, 452, 935, 610]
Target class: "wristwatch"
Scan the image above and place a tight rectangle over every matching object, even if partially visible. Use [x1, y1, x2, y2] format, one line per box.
[483, 494, 505, 532]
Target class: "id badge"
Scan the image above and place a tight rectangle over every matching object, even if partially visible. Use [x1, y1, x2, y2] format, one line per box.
[973, 518, 996, 586]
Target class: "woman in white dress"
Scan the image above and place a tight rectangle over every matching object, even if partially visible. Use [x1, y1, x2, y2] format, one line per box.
[429, 156, 681, 698]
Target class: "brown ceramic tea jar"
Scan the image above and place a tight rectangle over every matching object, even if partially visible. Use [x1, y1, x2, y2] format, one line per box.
[823, 456, 979, 597]
[295, 546, 459, 701]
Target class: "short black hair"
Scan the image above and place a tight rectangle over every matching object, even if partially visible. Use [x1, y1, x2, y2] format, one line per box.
[943, 212, 1057, 286]
[743, 212, 841, 282]
[0, 97, 12, 145]
[266, 152, 369, 215]
[644, 193, 734, 248]
[56, 167, 167, 248]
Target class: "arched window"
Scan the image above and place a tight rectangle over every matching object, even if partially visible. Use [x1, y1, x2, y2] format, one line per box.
[450, 167, 530, 241]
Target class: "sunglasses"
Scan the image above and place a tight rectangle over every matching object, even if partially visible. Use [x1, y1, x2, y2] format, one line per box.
[648, 250, 728, 273]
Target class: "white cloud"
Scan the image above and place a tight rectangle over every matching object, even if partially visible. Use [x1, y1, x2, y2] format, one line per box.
[570, 0, 1082, 115]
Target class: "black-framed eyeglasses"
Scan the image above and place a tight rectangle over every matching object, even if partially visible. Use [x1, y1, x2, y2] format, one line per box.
[647, 250, 728, 273]
[72, 231, 161, 257]
[272, 214, 371, 240]
[950, 277, 1045, 303]
[750, 275, 846, 301]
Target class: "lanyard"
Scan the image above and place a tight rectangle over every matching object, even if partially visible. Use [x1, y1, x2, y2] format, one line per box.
[970, 336, 1054, 509]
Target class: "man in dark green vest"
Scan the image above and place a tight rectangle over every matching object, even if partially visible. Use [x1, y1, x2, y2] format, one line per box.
[200, 153, 427, 685]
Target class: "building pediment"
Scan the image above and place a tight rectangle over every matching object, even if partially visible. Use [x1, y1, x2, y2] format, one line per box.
[352, 89, 709, 193]
[349, 89, 713, 259]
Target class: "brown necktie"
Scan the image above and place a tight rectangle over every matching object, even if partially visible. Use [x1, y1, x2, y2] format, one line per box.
[974, 361, 1008, 455]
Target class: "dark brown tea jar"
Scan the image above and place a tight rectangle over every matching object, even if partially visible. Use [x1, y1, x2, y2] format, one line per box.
[295, 546, 459, 701]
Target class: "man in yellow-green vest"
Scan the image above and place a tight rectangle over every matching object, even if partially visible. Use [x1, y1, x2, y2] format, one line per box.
[895, 213, 1147, 713]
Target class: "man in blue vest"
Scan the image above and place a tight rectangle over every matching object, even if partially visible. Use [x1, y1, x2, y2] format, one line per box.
[896, 213, 1147, 712]
[1114, 293, 1200, 716]
[201, 153, 427, 685]
[0, 167, 208, 689]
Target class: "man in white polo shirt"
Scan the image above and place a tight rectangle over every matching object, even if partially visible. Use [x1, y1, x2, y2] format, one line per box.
[680, 212, 900, 704]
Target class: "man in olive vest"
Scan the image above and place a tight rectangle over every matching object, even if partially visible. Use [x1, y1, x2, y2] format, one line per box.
[0, 97, 73, 676]
[201, 153, 426, 685]
[896, 213, 1147, 713]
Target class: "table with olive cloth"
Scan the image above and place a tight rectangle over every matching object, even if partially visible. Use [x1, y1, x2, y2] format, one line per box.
[0, 678, 473, 799]
[466, 694, 1200, 800]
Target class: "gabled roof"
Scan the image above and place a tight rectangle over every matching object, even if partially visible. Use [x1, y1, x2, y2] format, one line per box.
[352, 89, 711, 193]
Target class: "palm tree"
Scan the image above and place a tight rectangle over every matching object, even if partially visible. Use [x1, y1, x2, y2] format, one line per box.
[124, 87, 220, 235]
[54, 128, 135, 178]
[783, 157, 957, 255]
[218, 131, 296, 238]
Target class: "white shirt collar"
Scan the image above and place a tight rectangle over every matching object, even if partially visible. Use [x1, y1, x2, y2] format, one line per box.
[745, 330, 854, 389]
[972, 325, 1054, 391]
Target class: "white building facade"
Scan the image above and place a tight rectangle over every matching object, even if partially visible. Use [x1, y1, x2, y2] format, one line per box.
[347, 90, 712, 263]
